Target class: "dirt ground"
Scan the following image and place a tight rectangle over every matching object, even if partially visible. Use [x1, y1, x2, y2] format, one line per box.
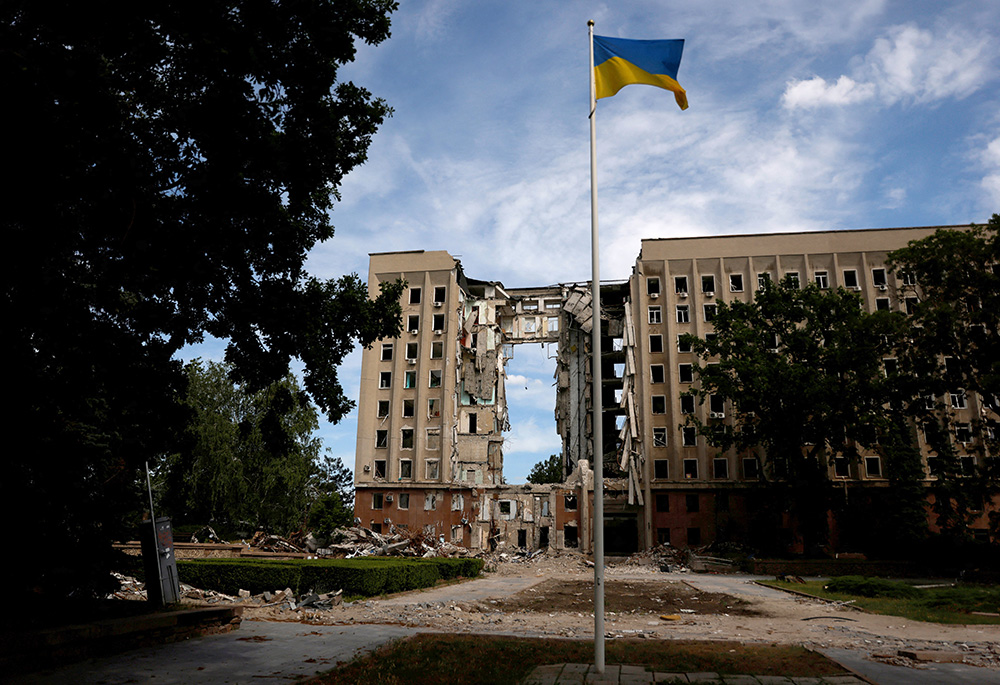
[235, 551, 1000, 671]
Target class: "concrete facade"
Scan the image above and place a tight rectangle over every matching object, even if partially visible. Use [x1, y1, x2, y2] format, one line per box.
[354, 226, 997, 553]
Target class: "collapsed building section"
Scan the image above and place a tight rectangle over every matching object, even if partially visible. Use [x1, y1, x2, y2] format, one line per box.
[355, 227, 999, 555]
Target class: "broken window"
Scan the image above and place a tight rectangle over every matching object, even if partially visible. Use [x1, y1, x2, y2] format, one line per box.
[843, 269, 859, 288]
[834, 457, 849, 478]
[547, 317, 559, 333]
[655, 494, 670, 512]
[680, 395, 695, 414]
[431, 341, 444, 359]
[545, 300, 561, 309]
[950, 390, 967, 409]
[426, 459, 440, 480]
[961, 455, 977, 475]
[426, 428, 441, 450]
[452, 493, 464, 510]
[540, 526, 549, 547]
[713, 458, 729, 479]
[498, 500, 516, 519]
[405, 342, 418, 359]
[904, 297, 918, 315]
[451, 525, 463, 542]
[871, 268, 887, 287]
[685, 493, 699, 512]
[875, 297, 890, 311]
[433, 286, 446, 303]
[883, 358, 898, 376]
[429, 370, 442, 387]
[401, 429, 414, 449]
[648, 306, 662, 324]
[432, 313, 445, 330]
[379, 371, 392, 388]
[649, 334, 663, 353]
[467, 412, 477, 434]
[654, 459, 669, 479]
[541, 499, 550, 517]
[709, 395, 725, 415]
[675, 305, 689, 323]
[564, 525, 579, 548]
[683, 458, 698, 479]
[651, 395, 666, 414]
[372, 493, 383, 509]
[687, 528, 701, 545]
[703, 304, 716, 322]
[522, 317, 537, 333]
[381, 343, 393, 361]
[398, 493, 409, 509]
[729, 274, 744, 292]
[399, 459, 412, 479]
[404, 370, 415, 388]
[677, 335, 692, 353]
[814, 271, 829, 289]
[522, 300, 538, 311]
[743, 457, 759, 479]
[375, 430, 388, 449]
[409, 287, 421, 304]
[650, 365, 665, 384]
[657, 528, 671, 545]
[653, 427, 667, 447]
[428, 398, 440, 418]
[377, 400, 389, 418]
[407, 315, 419, 331]
[424, 492, 438, 510]
[564, 495, 577, 511]
[517, 529, 527, 548]
[678, 363, 693, 383]
[371, 522, 382, 534]
[786, 272, 800, 289]
[374, 459, 386, 478]
[402, 399, 414, 418]
[682, 427, 697, 447]
[701, 275, 715, 294]
[757, 272, 771, 290]
[716, 492, 730, 512]
[647, 277, 661, 296]
[955, 423, 972, 444]
[864, 456, 882, 477]
[675, 276, 688, 293]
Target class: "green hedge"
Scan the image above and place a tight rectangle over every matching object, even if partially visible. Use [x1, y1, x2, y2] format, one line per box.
[177, 556, 484, 598]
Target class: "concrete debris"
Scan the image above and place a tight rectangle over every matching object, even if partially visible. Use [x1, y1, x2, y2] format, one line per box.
[316, 525, 476, 559]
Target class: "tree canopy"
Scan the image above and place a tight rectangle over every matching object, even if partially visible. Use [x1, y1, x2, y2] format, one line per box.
[527, 454, 564, 484]
[3, 1, 401, 600]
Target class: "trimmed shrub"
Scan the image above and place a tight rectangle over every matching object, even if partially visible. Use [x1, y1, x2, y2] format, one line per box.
[824, 576, 923, 599]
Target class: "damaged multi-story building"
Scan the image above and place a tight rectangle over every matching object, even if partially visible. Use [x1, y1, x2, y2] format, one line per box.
[354, 226, 998, 554]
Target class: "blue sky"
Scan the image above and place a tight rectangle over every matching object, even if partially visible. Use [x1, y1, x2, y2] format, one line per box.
[185, 0, 1000, 483]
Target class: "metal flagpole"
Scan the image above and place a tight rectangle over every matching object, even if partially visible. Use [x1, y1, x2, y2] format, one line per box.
[587, 18, 606, 675]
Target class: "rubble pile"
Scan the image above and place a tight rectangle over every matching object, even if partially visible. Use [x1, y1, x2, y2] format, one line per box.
[312, 525, 475, 559]
[106, 572, 147, 601]
[616, 543, 690, 572]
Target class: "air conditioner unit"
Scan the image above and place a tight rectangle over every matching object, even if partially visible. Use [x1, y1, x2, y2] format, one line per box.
[678, 291, 688, 298]
[704, 291, 715, 298]
[878, 284, 887, 291]
[407, 359, 416, 365]
[385, 494, 393, 503]
[409, 329, 419, 335]
[649, 292, 659, 299]
[433, 302, 443, 308]
[363, 464, 371, 472]
[710, 412, 725, 419]
[433, 329, 443, 335]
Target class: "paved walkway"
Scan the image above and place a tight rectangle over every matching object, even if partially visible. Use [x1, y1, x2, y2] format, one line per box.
[521, 663, 866, 684]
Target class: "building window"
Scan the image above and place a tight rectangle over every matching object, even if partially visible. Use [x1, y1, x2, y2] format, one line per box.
[372, 493, 383, 510]
[565, 495, 578, 511]
[407, 314, 420, 331]
[650, 365, 665, 384]
[677, 335, 692, 353]
[682, 427, 697, 447]
[961, 455, 977, 475]
[680, 395, 695, 414]
[815, 271, 829, 289]
[377, 400, 389, 418]
[655, 494, 670, 511]
[429, 370, 442, 387]
[657, 528, 671, 545]
[956, 423, 972, 444]
[426, 460, 440, 480]
[381, 343, 393, 361]
[950, 390, 967, 409]
[467, 412, 478, 434]
[499, 500, 516, 519]
[402, 399, 414, 418]
[676, 305, 690, 323]
[875, 297, 890, 311]
[701, 275, 715, 294]
[428, 398, 441, 418]
[433, 286, 446, 303]
[426, 427, 441, 450]
[834, 457, 849, 478]
[651, 395, 666, 414]
[432, 313, 445, 331]
[703, 304, 717, 322]
[405, 342, 418, 359]
[401, 429, 414, 450]
[729, 274, 744, 292]
[872, 268, 887, 287]
[743, 457, 759, 479]
[648, 306, 662, 324]
[904, 297, 918, 315]
[424, 492, 438, 510]
[900, 272, 917, 286]
[452, 493, 464, 511]
[379, 371, 392, 388]
[649, 334, 663, 353]
[685, 493, 699, 511]
[713, 458, 729, 479]
[687, 528, 701, 545]
[409, 287, 421, 304]
[404, 370, 416, 388]
[547, 317, 559, 333]
[654, 459, 670, 479]
[647, 277, 661, 296]
[864, 456, 882, 478]
[675, 276, 688, 294]
[786, 272, 800, 289]
[678, 364, 693, 383]
[757, 272, 771, 290]
[430, 341, 444, 359]
[399, 459, 412, 479]
[843, 269, 859, 288]
[653, 427, 667, 447]
[374, 459, 386, 478]
[375, 430, 388, 449]
[398, 493, 410, 509]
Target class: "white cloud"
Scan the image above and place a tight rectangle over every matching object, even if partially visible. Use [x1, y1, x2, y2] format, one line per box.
[979, 134, 1000, 206]
[782, 75, 876, 109]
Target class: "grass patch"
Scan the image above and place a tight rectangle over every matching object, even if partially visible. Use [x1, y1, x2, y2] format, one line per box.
[760, 577, 1000, 625]
[305, 634, 845, 685]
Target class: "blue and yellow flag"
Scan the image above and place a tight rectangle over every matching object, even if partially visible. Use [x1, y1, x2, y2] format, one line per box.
[593, 35, 687, 110]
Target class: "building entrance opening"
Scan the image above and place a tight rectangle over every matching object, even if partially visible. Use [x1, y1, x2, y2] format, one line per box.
[604, 514, 639, 556]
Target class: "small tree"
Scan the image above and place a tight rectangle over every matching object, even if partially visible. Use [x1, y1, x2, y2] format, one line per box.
[527, 454, 564, 484]
[307, 454, 356, 539]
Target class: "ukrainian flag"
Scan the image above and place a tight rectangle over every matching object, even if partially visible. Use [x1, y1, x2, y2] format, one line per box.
[593, 35, 687, 110]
